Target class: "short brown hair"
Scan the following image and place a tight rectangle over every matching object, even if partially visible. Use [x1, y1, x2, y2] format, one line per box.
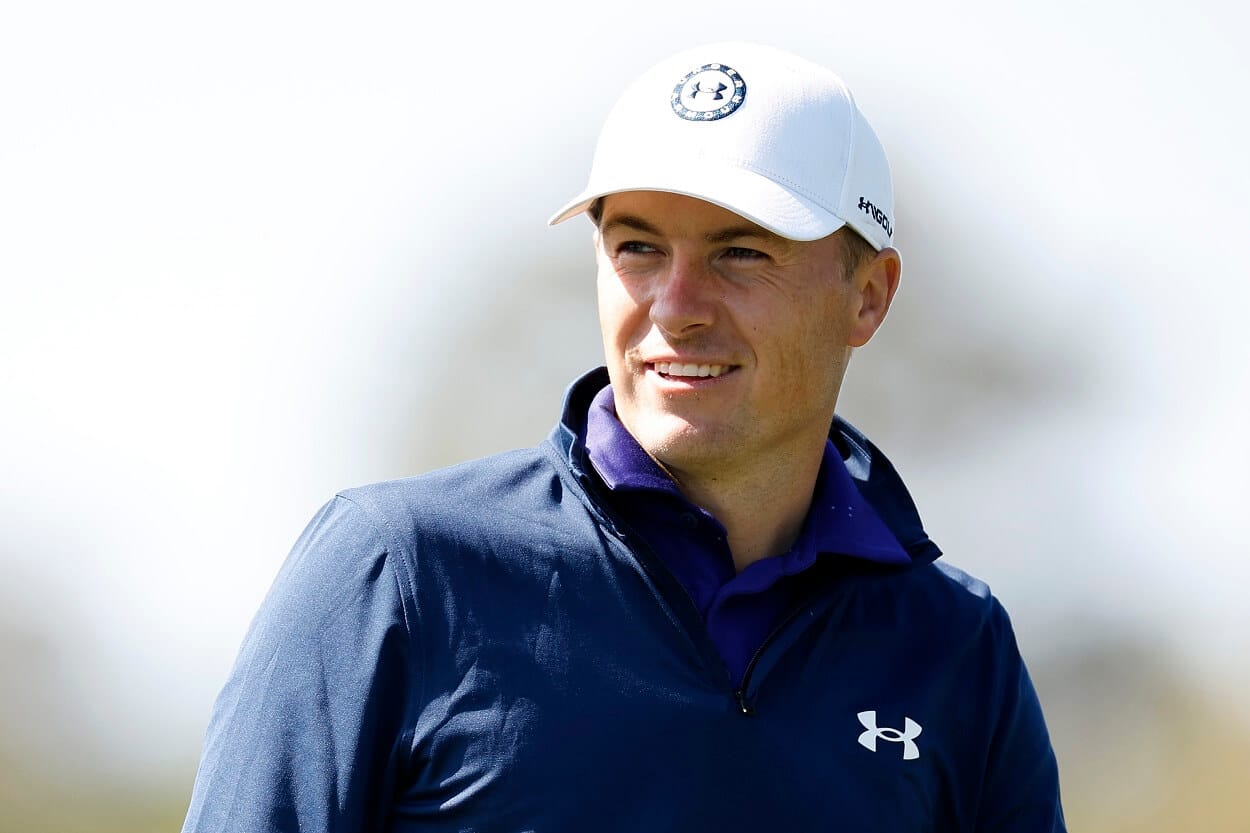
[838, 228, 877, 281]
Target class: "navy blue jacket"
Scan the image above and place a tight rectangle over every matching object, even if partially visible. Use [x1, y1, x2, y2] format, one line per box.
[183, 368, 1065, 832]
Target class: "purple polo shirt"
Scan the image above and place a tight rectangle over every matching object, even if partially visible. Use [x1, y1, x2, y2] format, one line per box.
[585, 384, 910, 684]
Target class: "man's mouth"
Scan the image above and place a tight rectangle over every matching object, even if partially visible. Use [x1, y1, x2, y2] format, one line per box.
[652, 362, 729, 379]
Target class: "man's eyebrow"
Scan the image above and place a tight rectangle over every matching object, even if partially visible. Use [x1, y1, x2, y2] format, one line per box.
[598, 215, 663, 236]
[703, 225, 784, 245]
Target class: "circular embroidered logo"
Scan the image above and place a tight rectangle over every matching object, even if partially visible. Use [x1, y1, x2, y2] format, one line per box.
[671, 63, 746, 121]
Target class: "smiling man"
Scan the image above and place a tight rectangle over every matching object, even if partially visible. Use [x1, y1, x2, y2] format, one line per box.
[183, 43, 1065, 832]
[591, 191, 895, 574]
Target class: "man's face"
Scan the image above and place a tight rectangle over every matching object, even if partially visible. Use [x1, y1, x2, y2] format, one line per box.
[595, 191, 875, 482]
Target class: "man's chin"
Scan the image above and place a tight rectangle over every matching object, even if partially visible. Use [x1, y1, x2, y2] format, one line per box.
[629, 420, 738, 471]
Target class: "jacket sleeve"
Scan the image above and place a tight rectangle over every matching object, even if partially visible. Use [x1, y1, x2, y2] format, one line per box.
[182, 495, 417, 833]
[977, 599, 1066, 833]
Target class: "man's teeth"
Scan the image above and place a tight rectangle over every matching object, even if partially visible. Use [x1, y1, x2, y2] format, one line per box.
[654, 362, 726, 378]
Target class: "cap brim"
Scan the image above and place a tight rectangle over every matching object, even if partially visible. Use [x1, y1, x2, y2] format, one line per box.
[547, 159, 846, 242]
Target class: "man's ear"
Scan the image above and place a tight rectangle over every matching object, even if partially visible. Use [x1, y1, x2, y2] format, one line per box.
[848, 247, 901, 348]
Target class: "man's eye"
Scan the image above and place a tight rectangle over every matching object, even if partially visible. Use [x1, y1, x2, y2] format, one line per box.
[617, 241, 659, 255]
[723, 247, 766, 260]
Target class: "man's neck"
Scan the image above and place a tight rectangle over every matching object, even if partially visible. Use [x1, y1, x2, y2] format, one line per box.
[663, 444, 826, 573]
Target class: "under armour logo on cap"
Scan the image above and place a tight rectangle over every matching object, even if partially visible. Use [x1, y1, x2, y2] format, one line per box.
[671, 63, 746, 121]
[857, 710, 923, 760]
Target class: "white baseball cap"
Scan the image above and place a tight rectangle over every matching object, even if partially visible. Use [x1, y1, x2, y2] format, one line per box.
[549, 42, 896, 249]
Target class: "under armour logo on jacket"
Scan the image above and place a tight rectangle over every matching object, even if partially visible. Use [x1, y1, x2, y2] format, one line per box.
[857, 710, 923, 760]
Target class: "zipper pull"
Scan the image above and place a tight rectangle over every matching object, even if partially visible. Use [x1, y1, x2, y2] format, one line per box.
[735, 689, 755, 716]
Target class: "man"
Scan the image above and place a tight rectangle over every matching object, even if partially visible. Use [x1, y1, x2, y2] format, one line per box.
[183, 43, 1065, 831]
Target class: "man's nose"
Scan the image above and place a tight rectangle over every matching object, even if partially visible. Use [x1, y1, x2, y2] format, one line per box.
[649, 253, 716, 337]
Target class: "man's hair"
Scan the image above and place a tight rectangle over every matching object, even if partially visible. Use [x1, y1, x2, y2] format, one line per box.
[588, 196, 877, 281]
[838, 228, 877, 282]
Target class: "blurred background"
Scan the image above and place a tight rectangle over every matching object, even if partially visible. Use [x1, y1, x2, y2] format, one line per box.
[1, 0, 1247, 829]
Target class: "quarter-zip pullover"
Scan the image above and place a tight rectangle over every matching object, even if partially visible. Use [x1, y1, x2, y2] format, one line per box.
[182, 367, 1066, 833]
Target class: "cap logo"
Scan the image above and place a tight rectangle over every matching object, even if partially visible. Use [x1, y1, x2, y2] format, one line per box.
[857, 196, 893, 238]
[671, 63, 746, 121]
